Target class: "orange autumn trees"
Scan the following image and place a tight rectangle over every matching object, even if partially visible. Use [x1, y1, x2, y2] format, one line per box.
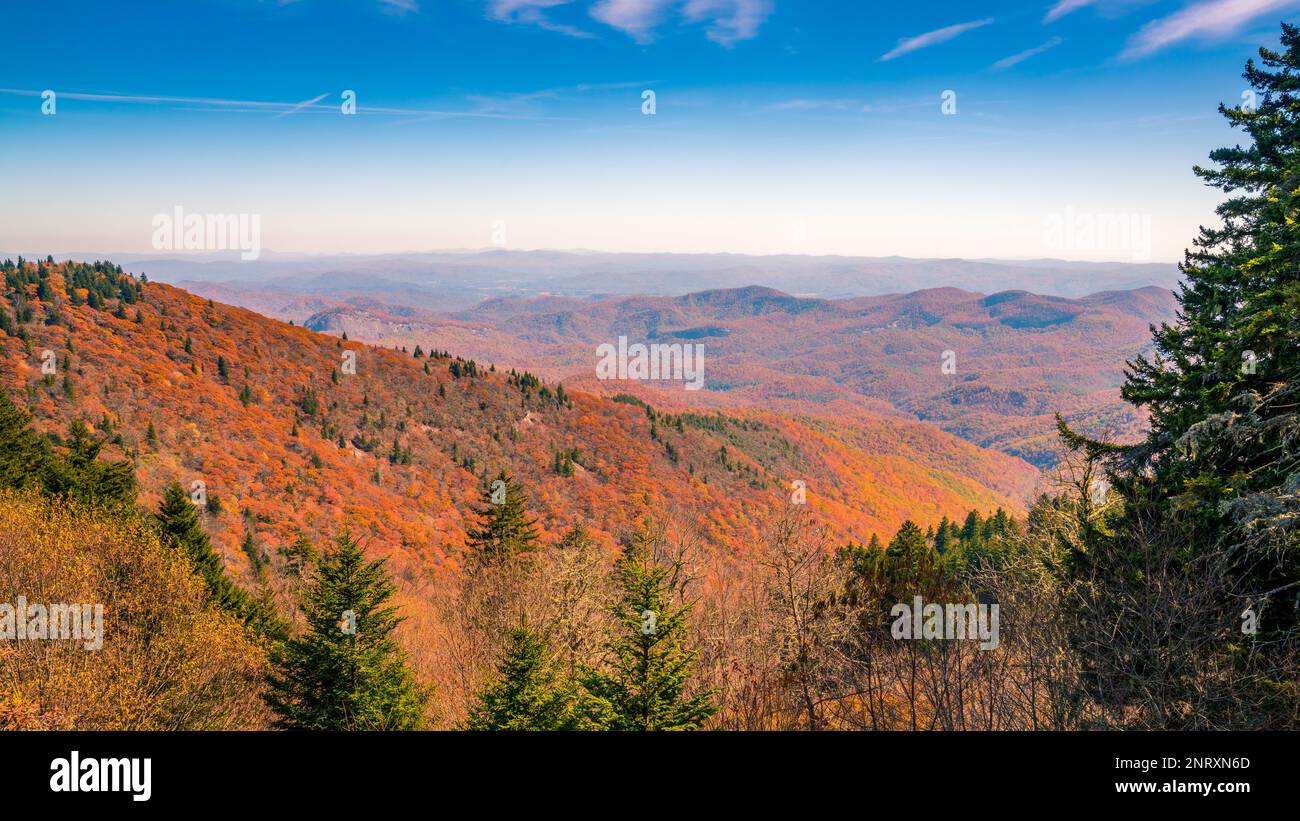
[0, 257, 1028, 593]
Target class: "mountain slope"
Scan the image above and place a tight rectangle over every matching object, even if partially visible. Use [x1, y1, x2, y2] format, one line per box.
[0, 259, 1037, 595]
[286, 284, 1178, 468]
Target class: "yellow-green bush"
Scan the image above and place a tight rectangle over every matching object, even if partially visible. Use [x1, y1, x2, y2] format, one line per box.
[0, 489, 269, 729]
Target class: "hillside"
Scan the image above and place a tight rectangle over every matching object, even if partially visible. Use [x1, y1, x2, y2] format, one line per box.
[278, 283, 1178, 468]
[0, 258, 1037, 595]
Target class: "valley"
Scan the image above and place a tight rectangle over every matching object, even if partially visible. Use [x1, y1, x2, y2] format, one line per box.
[185, 276, 1179, 469]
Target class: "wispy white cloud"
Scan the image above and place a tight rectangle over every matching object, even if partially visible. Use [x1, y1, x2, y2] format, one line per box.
[378, 0, 420, 14]
[493, 0, 772, 45]
[992, 36, 1064, 69]
[682, 0, 774, 46]
[491, 0, 571, 14]
[761, 96, 934, 115]
[536, 19, 596, 36]
[589, 0, 675, 43]
[765, 98, 863, 112]
[462, 79, 652, 115]
[1119, 0, 1297, 60]
[878, 18, 994, 62]
[1043, 0, 1097, 23]
[0, 80, 656, 123]
[489, 0, 594, 37]
[0, 88, 308, 111]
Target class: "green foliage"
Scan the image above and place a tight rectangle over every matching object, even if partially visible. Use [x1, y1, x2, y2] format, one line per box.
[0, 394, 135, 510]
[611, 393, 648, 409]
[449, 357, 480, 379]
[263, 532, 428, 730]
[885, 520, 937, 583]
[279, 532, 319, 578]
[466, 627, 582, 730]
[1061, 25, 1300, 726]
[40, 421, 135, 508]
[240, 526, 266, 581]
[578, 528, 717, 730]
[0, 390, 50, 492]
[297, 387, 320, 416]
[387, 438, 412, 466]
[464, 471, 539, 565]
[552, 447, 577, 476]
[1119, 26, 1300, 530]
[1, 391, 283, 648]
[155, 483, 284, 640]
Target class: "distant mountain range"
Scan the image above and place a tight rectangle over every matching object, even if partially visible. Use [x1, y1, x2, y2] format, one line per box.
[179, 273, 1179, 469]
[3, 249, 1181, 300]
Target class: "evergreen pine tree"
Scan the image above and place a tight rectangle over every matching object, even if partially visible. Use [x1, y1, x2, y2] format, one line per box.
[41, 420, 135, 508]
[155, 482, 284, 639]
[241, 526, 265, 580]
[1064, 25, 1300, 724]
[264, 532, 428, 730]
[279, 531, 319, 578]
[934, 515, 952, 554]
[885, 519, 938, 587]
[465, 626, 582, 730]
[1116, 25, 1300, 571]
[0, 390, 49, 490]
[579, 527, 717, 730]
[960, 510, 982, 546]
[464, 471, 539, 565]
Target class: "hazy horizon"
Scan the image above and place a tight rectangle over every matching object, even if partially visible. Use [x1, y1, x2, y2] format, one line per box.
[0, 247, 1181, 301]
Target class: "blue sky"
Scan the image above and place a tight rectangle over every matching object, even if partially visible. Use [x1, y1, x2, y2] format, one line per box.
[2, 0, 1297, 261]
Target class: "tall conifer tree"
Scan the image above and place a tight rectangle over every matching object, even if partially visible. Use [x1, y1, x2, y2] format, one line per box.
[1068, 24, 1300, 724]
[156, 482, 284, 639]
[464, 470, 539, 565]
[264, 532, 428, 730]
[466, 627, 581, 730]
[579, 527, 716, 731]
